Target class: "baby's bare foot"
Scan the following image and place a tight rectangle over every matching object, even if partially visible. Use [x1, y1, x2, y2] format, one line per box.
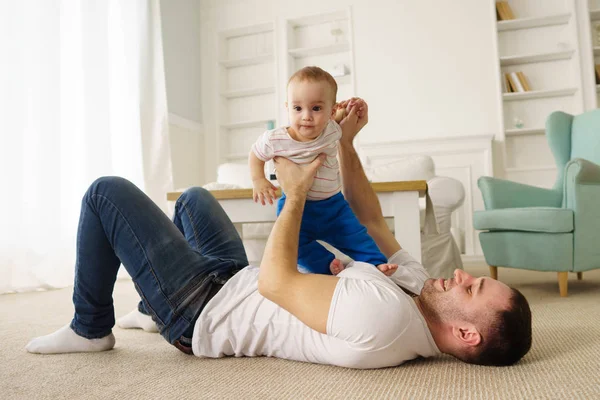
[330, 259, 345, 275]
[377, 263, 398, 276]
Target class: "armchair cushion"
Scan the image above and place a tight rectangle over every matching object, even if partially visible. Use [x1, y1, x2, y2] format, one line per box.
[474, 208, 573, 233]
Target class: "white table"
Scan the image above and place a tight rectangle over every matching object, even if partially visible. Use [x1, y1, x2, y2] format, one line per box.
[168, 181, 427, 262]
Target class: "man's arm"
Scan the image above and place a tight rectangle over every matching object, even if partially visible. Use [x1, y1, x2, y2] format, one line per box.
[257, 155, 339, 334]
[337, 102, 402, 258]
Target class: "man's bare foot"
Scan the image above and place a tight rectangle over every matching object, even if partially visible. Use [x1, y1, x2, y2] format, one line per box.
[330, 258, 345, 275]
[377, 263, 398, 276]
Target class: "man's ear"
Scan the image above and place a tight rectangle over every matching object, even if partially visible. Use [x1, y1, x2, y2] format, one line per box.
[451, 324, 481, 347]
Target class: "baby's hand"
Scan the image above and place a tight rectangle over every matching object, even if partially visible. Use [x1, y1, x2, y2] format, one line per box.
[377, 263, 398, 277]
[252, 178, 277, 205]
[334, 103, 346, 123]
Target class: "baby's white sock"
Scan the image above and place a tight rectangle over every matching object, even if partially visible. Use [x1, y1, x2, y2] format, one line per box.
[116, 308, 159, 332]
[26, 325, 115, 354]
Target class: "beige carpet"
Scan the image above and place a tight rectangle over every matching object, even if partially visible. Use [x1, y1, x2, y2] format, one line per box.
[2, 265, 600, 400]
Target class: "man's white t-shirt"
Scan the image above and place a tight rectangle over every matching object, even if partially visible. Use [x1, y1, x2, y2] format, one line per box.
[251, 120, 341, 200]
[192, 250, 440, 369]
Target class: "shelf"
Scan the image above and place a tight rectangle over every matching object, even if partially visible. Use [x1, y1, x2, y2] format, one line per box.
[499, 50, 574, 66]
[503, 87, 577, 101]
[221, 118, 274, 130]
[505, 128, 545, 137]
[221, 86, 275, 99]
[219, 54, 274, 68]
[497, 13, 571, 32]
[505, 165, 556, 173]
[288, 42, 350, 58]
[219, 23, 273, 39]
[591, 9, 600, 21]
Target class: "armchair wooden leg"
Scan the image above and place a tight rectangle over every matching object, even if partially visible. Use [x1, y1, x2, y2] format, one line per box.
[558, 272, 568, 297]
[489, 266, 498, 280]
[577, 272, 583, 280]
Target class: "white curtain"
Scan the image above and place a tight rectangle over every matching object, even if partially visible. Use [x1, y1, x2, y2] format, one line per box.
[0, 0, 173, 294]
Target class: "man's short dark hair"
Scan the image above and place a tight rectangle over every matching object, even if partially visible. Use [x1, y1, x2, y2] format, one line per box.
[463, 288, 532, 366]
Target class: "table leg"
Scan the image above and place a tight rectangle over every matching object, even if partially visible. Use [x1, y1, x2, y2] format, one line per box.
[391, 191, 422, 262]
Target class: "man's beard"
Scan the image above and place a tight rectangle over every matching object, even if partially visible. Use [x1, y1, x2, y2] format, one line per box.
[418, 279, 470, 324]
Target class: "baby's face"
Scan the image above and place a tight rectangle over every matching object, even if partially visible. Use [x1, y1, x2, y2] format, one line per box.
[286, 80, 335, 142]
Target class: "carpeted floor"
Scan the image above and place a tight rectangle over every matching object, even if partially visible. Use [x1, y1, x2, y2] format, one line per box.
[2, 265, 600, 399]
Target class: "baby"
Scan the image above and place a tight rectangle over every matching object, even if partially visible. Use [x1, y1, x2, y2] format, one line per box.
[249, 66, 397, 277]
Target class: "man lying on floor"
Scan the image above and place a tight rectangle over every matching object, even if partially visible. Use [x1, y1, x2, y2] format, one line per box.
[26, 100, 532, 368]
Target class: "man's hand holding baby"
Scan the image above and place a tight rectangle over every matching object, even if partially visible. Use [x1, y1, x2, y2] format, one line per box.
[274, 154, 326, 202]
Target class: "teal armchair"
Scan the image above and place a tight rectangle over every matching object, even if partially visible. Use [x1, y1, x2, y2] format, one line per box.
[474, 109, 600, 296]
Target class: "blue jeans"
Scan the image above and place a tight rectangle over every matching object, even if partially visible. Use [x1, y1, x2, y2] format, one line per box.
[70, 177, 248, 348]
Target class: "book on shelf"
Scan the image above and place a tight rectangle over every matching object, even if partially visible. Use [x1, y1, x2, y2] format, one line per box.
[504, 71, 531, 93]
[496, 1, 516, 21]
[516, 71, 531, 91]
[595, 64, 600, 84]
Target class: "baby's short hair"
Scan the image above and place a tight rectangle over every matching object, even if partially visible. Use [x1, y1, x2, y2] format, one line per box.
[287, 66, 337, 104]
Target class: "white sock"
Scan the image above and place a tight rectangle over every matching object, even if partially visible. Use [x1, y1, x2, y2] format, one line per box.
[116, 309, 158, 333]
[26, 325, 115, 354]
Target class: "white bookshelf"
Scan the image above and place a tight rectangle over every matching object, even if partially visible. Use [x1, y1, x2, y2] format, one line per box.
[502, 87, 578, 101]
[288, 42, 351, 58]
[499, 49, 575, 66]
[221, 118, 274, 130]
[219, 54, 274, 68]
[220, 86, 276, 99]
[497, 13, 571, 32]
[494, 0, 590, 185]
[282, 9, 356, 125]
[216, 22, 278, 166]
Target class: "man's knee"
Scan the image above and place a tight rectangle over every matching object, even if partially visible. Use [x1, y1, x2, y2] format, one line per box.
[86, 176, 134, 198]
[176, 186, 215, 208]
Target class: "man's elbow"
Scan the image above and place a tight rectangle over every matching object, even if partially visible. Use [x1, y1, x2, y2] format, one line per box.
[257, 274, 284, 301]
[257, 269, 295, 302]
[257, 277, 273, 298]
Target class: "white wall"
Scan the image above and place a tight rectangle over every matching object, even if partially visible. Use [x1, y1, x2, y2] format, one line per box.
[160, 0, 205, 186]
[351, 1, 503, 142]
[160, 0, 203, 123]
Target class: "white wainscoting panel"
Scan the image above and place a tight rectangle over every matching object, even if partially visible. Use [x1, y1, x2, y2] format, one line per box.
[359, 134, 494, 257]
